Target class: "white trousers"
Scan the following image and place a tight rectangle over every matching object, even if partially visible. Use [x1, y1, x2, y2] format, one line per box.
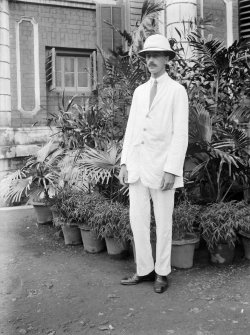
[129, 179, 175, 276]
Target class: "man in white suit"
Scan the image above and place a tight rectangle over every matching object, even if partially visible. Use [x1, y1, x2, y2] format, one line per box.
[119, 34, 189, 293]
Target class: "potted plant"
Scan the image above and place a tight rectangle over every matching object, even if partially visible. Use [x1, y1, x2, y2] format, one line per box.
[0, 140, 64, 224]
[74, 191, 106, 253]
[53, 188, 82, 246]
[236, 201, 250, 260]
[102, 202, 130, 259]
[89, 199, 130, 258]
[200, 201, 242, 264]
[171, 200, 201, 269]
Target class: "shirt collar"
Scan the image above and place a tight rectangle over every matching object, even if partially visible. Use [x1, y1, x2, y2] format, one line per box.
[149, 72, 169, 86]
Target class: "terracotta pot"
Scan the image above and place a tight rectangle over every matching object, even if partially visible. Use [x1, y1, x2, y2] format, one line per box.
[80, 227, 105, 253]
[171, 233, 200, 269]
[33, 203, 52, 224]
[210, 243, 235, 264]
[239, 230, 250, 260]
[105, 237, 129, 259]
[62, 225, 82, 245]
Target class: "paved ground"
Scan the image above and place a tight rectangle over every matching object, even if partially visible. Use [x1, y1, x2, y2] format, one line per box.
[0, 207, 250, 335]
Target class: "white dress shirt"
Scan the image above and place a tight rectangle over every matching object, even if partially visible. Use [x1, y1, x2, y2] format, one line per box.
[120, 72, 189, 189]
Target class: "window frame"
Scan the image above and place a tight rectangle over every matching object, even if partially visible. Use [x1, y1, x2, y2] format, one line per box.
[46, 48, 97, 93]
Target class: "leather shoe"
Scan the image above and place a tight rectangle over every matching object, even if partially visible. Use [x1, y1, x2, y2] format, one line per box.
[121, 271, 155, 285]
[154, 275, 168, 293]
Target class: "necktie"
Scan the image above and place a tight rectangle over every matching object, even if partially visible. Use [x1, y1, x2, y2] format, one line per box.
[149, 80, 157, 109]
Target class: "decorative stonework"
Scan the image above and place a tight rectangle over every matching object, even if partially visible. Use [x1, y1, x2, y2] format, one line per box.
[12, 0, 96, 10]
[0, 0, 11, 126]
[223, 0, 233, 47]
[16, 17, 40, 115]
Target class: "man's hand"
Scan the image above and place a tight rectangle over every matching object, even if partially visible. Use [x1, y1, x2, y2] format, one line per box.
[160, 172, 175, 191]
[118, 165, 128, 186]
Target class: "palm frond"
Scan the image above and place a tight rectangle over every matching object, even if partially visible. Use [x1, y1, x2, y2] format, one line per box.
[189, 160, 208, 178]
[189, 104, 212, 143]
[141, 0, 164, 21]
[35, 140, 55, 163]
[46, 147, 65, 166]
[210, 145, 241, 168]
[7, 177, 33, 203]
[188, 33, 226, 71]
[214, 127, 250, 152]
[0, 170, 26, 199]
[28, 187, 46, 202]
[228, 105, 250, 123]
[79, 143, 121, 184]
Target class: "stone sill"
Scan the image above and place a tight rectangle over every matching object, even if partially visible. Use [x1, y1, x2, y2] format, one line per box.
[0, 205, 33, 211]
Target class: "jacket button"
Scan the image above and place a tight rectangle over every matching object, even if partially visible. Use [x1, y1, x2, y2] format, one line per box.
[143, 128, 146, 131]
[141, 141, 144, 144]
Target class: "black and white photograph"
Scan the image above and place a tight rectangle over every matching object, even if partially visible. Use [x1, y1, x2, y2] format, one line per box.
[0, 0, 250, 334]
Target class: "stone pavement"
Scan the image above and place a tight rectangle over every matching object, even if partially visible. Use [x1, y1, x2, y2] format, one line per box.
[0, 206, 250, 335]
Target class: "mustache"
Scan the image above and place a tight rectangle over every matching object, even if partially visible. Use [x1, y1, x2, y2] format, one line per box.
[147, 62, 156, 67]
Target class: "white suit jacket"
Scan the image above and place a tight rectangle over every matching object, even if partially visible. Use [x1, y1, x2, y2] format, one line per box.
[120, 72, 189, 189]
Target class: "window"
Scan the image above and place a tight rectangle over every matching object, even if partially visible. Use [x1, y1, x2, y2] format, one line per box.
[239, 0, 250, 40]
[96, 3, 126, 82]
[96, 3, 125, 53]
[46, 48, 97, 92]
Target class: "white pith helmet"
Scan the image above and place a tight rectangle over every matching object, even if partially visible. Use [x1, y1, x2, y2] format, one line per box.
[138, 34, 176, 60]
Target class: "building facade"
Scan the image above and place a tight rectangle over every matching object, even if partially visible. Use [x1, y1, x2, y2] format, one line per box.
[0, 0, 248, 179]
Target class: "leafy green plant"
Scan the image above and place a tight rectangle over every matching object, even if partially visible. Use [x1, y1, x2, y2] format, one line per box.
[78, 140, 128, 203]
[169, 31, 250, 203]
[172, 200, 201, 240]
[73, 191, 106, 227]
[200, 201, 245, 251]
[0, 140, 64, 205]
[236, 201, 250, 234]
[48, 93, 109, 149]
[52, 187, 81, 227]
[87, 198, 131, 242]
[100, 202, 129, 240]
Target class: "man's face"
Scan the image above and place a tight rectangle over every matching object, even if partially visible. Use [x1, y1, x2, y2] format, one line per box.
[145, 52, 169, 78]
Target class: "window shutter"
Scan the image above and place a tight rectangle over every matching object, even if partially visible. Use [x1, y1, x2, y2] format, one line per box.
[90, 50, 97, 90]
[45, 48, 56, 91]
[97, 4, 124, 53]
[239, 0, 250, 40]
[100, 5, 113, 53]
